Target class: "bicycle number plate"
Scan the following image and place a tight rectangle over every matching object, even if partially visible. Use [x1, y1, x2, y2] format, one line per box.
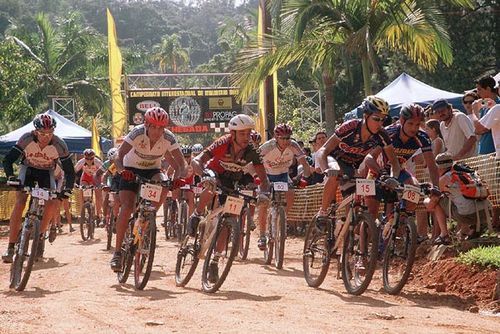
[82, 188, 92, 198]
[240, 190, 254, 197]
[192, 186, 203, 195]
[166, 190, 172, 198]
[32, 188, 49, 200]
[223, 196, 244, 215]
[273, 182, 288, 192]
[402, 184, 421, 204]
[180, 185, 191, 190]
[140, 183, 162, 202]
[355, 179, 376, 196]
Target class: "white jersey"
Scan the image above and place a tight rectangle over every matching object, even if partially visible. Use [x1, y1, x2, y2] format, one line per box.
[16, 132, 69, 170]
[123, 125, 180, 169]
[75, 157, 104, 176]
[259, 138, 305, 175]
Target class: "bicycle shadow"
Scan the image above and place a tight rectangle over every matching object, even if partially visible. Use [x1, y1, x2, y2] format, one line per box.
[396, 289, 474, 311]
[261, 265, 304, 279]
[316, 287, 396, 308]
[72, 238, 102, 246]
[148, 270, 169, 281]
[111, 284, 184, 301]
[2, 287, 63, 299]
[206, 290, 282, 302]
[32, 257, 68, 271]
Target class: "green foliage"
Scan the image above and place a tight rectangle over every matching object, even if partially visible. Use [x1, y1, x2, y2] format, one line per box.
[457, 246, 500, 269]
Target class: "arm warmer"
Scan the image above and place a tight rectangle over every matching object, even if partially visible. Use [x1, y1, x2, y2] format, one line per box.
[3, 146, 23, 177]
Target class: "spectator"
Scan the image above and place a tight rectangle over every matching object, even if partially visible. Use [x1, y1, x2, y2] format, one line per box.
[425, 119, 446, 157]
[433, 98, 477, 160]
[309, 131, 328, 184]
[472, 75, 499, 154]
[469, 98, 499, 159]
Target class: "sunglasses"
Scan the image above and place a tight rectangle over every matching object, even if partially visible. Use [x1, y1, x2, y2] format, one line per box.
[370, 115, 386, 123]
[463, 100, 475, 105]
[36, 130, 54, 137]
[277, 136, 291, 140]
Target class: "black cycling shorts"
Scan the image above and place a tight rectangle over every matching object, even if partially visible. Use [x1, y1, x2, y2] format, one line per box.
[19, 165, 56, 190]
[119, 167, 162, 193]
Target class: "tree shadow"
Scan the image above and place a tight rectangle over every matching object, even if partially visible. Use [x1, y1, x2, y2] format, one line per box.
[207, 290, 282, 302]
[397, 290, 474, 311]
[111, 284, 184, 301]
[316, 287, 396, 308]
[32, 257, 68, 271]
[2, 287, 63, 299]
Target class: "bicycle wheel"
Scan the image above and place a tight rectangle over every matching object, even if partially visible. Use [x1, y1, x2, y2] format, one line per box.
[177, 201, 188, 243]
[382, 216, 417, 295]
[10, 218, 40, 291]
[263, 210, 274, 265]
[117, 221, 135, 284]
[274, 207, 286, 269]
[79, 203, 92, 241]
[303, 217, 331, 288]
[134, 216, 157, 290]
[341, 212, 378, 295]
[163, 199, 171, 240]
[175, 233, 201, 287]
[106, 210, 115, 251]
[201, 217, 240, 293]
[237, 206, 251, 261]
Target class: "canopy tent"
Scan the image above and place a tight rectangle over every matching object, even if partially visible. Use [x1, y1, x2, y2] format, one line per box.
[0, 110, 112, 155]
[344, 73, 464, 120]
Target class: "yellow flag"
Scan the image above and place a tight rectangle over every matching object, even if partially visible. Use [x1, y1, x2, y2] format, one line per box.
[256, 2, 267, 140]
[91, 117, 102, 159]
[273, 71, 278, 123]
[107, 8, 127, 139]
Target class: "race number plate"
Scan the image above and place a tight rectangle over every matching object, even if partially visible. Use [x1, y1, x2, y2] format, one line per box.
[355, 179, 376, 196]
[140, 183, 162, 202]
[240, 190, 254, 197]
[273, 182, 288, 192]
[223, 196, 244, 215]
[403, 184, 421, 204]
[32, 188, 49, 201]
[82, 188, 92, 198]
[180, 185, 191, 190]
[192, 187, 203, 195]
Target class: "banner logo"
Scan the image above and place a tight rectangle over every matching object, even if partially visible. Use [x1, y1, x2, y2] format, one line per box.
[136, 100, 160, 112]
[168, 97, 201, 127]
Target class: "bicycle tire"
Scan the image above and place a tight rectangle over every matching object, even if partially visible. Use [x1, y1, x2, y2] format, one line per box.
[10, 218, 40, 291]
[382, 216, 417, 295]
[134, 216, 157, 290]
[302, 217, 330, 288]
[163, 199, 171, 240]
[178, 201, 188, 243]
[263, 210, 274, 265]
[237, 206, 251, 261]
[79, 203, 92, 241]
[117, 221, 134, 284]
[274, 207, 286, 269]
[201, 217, 240, 293]
[341, 212, 378, 295]
[106, 210, 115, 251]
[175, 234, 200, 287]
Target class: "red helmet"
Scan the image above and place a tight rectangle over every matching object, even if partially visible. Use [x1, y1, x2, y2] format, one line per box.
[144, 107, 168, 127]
[400, 104, 424, 122]
[250, 130, 262, 144]
[274, 123, 292, 137]
[33, 113, 57, 130]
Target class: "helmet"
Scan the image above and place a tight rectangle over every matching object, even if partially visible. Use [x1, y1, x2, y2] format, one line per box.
[250, 130, 262, 144]
[181, 145, 192, 157]
[33, 112, 57, 130]
[144, 107, 169, 127]
[107, 148, 118, 161]
[228, 114, 255, 131]
[192, 143, 203, 154]
[361, 95, 389, 116]
[435, 152, 453, 169]
[274, 123, 293, 137]
[400, 104, 424, 122]
[83, 149, 96, 159]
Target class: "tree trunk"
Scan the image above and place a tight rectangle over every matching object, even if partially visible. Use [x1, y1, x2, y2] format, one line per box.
[322, 68, 336, 135]
[361, 56, 372, 96]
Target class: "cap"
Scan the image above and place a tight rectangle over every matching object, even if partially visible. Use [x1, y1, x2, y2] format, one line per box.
[432, 99, 450, 111]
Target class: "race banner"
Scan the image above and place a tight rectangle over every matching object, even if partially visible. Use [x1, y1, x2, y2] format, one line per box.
[127, 88, 242, 133]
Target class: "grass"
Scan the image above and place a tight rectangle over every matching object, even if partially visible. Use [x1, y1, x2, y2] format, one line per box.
[457, 246, 500, 269]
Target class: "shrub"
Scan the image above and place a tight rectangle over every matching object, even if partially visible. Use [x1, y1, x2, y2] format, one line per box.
[457, 246, 500, 269]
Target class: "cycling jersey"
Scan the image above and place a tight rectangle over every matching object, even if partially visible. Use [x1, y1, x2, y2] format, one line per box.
[329, 119, 391, 168]
[205, 134, 263, 181]
[15, 132, 69, 170]
[259, 138, 305, 175]
[123, 124, 180, 169]
[383, 123, 432, 164]
[75, 157, 104, 176]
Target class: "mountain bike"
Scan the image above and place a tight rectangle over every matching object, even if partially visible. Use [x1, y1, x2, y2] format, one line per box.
[303, 174, 379, 295]
[77, 185, 98, 241]
[175, 184, 191, 243]
[163, 195, 177, 240]
[9, 183, 57, 291]
[105, 190, 118, 251]
[263, 181, 288, 269]
[237, 187, 256, 261]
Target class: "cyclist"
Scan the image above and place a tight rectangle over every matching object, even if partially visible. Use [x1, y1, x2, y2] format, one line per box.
[187, 114, 270, 282]
[101, 147, 121, 228]
[52, 162, 75, 233]
[2, 112, 75, 263]
[110, 107, 187, 271]
[168, 145, 197, 216]
[256, 123, 311, 250]
[75, 149, 105, 225]
[317, 96, 401, 217]
[192, 143, 204, 156]
[366, 104, 441, 243]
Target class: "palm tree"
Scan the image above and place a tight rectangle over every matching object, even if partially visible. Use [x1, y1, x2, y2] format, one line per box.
[152, 34, 190, 73]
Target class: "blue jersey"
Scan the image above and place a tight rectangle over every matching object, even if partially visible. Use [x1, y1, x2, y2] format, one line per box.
[329, 119, 392, 168]
[383, 123, 432, 165]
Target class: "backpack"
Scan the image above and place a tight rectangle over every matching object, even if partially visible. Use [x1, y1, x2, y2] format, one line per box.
[449, 163, 490, 200]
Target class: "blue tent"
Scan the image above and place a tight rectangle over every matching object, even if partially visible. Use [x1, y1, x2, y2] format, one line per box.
[0, 110, 112, 155]
[344, 73, 464, 120]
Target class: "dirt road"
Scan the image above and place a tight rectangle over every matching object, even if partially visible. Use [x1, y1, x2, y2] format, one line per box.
[0, 223, 499, 334]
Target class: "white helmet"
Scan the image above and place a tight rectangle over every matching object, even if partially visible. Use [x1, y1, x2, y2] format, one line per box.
[192, 143, 203, 154]
[228, 114, 255, 131]
[107, 147, 118, 160]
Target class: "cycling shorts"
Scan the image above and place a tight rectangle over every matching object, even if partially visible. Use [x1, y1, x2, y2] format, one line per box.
[19, 165, 56, 190]
[119, 167, 163, 193]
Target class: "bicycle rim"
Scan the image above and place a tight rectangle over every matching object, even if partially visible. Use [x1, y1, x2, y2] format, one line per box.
[201, 218, 240, 293]
[341, 212, 378, 295]
[11, 219, 40, 291]
[264, 212, 274, 265]
[175, 235, 200, 287]
[274, 207, 286, 269]
[382, 216, 417, 295]
[117, 223, 134, 283]
[303, 218, 330, 288]
[134, 216, 157, 290]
